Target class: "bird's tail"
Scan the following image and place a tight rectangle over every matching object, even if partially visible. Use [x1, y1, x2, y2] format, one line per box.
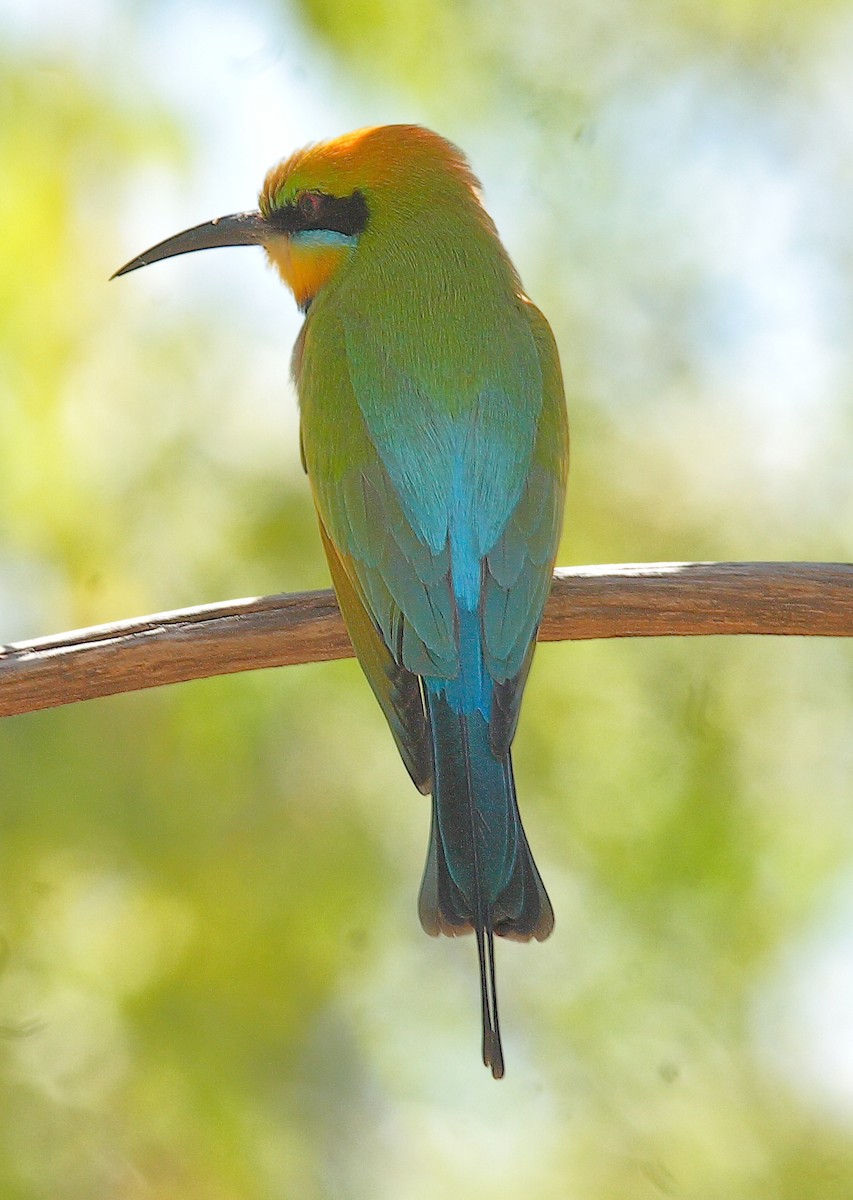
[418, 687, 553, 1078]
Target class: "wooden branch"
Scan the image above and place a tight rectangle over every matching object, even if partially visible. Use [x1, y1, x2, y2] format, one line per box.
[0, 562, 850, 719]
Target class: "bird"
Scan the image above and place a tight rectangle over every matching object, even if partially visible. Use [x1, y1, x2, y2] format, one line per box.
[113, 124, 569, 1078]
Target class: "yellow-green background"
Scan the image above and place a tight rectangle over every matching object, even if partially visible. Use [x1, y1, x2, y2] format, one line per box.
[2, 1, 853, 1196]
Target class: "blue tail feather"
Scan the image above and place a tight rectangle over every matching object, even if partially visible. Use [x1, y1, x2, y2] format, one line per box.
[418, 684, 553, 1078]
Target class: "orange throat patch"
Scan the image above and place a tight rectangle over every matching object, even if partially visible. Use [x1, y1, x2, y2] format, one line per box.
[264, 236, 352, 310]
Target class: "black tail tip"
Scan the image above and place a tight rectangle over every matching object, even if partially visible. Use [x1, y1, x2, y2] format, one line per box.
[483, 1030, 505, 1079]
[477, 927, 505, 1079]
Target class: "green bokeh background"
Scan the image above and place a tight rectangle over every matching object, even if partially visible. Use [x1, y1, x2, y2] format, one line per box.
[2, 1, 853, 1196]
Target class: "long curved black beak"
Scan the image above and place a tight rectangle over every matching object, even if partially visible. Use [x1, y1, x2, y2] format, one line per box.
[111, 211, 269, 279]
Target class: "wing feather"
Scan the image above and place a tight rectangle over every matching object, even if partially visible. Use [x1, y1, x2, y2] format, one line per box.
[483, 299, 569, 753]
[298, 294, 567, 764]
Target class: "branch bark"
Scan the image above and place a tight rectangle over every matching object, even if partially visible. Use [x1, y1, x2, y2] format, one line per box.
[1, 562, 850, 719]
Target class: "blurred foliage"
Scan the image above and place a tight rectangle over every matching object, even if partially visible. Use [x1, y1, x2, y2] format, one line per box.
[2, 0, 853, 1197]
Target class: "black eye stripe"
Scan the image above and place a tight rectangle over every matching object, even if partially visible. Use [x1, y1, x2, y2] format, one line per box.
[269, 190, 369, 237]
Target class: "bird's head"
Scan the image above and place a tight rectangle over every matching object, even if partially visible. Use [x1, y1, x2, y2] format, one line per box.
[112, 125, 486, 311]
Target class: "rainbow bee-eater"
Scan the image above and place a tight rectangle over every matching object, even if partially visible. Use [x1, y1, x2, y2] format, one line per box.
[114, 125, 568, 1077]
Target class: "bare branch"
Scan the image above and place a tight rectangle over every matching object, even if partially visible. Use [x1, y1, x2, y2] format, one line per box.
[1, 562, 850, 719]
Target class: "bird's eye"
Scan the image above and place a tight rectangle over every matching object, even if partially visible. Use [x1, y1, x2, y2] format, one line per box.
[297, 191, 323, 219]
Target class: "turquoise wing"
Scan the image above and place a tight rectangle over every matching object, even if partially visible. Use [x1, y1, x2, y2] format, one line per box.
[298, 305, 458, 683]
[484, 298, 569, 752]
[297, 293, 566, 748]
[317, 518, 433, 793]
